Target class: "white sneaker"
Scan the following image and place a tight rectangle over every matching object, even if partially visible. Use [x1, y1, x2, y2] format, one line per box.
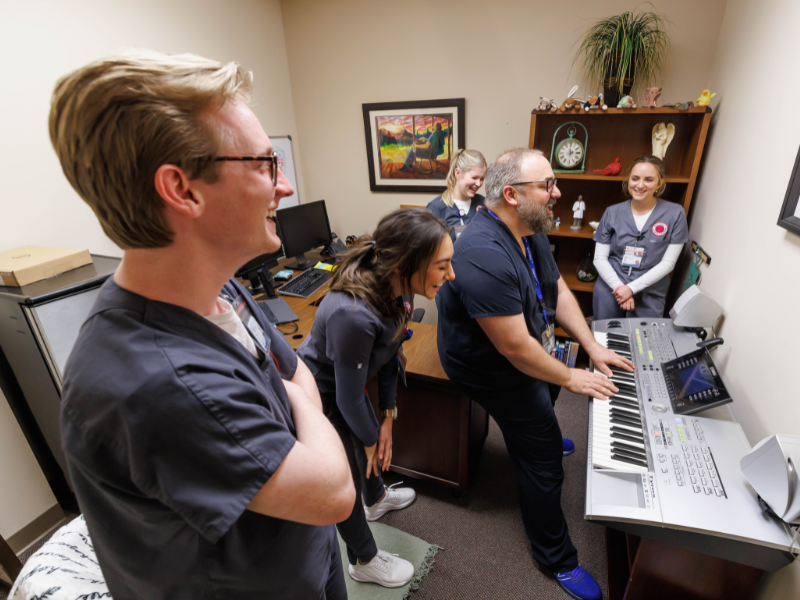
[364, 482, 416, 521]
[348, 549, 415, 588]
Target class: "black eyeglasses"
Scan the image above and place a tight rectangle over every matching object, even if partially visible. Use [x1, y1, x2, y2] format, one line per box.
[509, 178, 558, 193]
[214, 151, 279, 185]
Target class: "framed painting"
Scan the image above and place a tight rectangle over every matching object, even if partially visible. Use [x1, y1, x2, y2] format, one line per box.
[777, 145, 800, 236]
[362, 98, 465, 193]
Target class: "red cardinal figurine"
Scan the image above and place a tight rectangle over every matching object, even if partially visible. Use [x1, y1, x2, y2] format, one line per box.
[594, 157, 621, 176]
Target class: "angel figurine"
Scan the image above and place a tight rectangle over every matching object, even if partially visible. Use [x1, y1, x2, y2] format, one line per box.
[652, 122, 675, 160]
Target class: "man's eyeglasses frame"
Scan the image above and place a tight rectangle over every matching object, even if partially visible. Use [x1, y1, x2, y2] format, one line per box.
[214, 152, 279, 185]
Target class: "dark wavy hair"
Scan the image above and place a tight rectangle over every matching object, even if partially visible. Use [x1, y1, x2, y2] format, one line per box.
[622, 155, 666, 198]
[330, 209, 450, 338]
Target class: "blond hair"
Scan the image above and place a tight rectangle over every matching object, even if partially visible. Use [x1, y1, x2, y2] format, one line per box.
[441, 149, 487, 207]
[49, 50, 253, 249]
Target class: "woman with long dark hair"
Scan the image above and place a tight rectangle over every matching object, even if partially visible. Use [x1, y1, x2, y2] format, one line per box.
[297, 209, 454, 588]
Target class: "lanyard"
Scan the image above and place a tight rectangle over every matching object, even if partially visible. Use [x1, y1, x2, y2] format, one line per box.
[485, 209, 550, 326]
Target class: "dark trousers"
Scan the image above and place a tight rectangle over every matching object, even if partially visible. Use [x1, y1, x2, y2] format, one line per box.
[322, 392, 386, 566]
[470, 380, 579, 573]
[324, 537, 347, 600]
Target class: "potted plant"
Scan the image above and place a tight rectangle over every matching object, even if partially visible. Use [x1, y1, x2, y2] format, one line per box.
[571, 6, 671, 107]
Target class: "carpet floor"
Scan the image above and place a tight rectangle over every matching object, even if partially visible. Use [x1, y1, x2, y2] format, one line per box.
[1, 389, 605, 600]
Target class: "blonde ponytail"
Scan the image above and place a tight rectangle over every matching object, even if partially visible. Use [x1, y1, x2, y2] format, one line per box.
[441, 149, 487, 207]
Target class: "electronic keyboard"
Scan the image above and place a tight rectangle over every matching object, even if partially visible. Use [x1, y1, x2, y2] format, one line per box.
[585, 318, 795, 572]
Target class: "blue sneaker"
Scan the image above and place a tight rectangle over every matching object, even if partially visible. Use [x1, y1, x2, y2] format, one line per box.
[563, 438, 575, 456]
[555, 565, 602, 600]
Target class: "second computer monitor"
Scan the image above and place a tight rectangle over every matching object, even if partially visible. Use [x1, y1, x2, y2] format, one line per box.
[275, 200, 332, 270]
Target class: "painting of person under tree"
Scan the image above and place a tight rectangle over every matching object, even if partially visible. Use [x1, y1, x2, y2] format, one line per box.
[375, 114, 453, 179]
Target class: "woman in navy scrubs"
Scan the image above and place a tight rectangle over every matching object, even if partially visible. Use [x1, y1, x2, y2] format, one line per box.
[592, 156, 689, 319]
[297, 209, 455, 588]
[426, 149, 487, 241]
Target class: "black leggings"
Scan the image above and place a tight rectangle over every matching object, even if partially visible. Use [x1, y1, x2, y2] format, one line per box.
[322, 392, 386, 565]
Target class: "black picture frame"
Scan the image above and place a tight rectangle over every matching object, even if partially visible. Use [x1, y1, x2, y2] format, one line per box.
[362, 98, 466, 193]
[777, 145, 800, 236]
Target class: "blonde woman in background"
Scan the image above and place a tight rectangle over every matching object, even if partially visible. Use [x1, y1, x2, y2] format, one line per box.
[426, 149, 487, 241]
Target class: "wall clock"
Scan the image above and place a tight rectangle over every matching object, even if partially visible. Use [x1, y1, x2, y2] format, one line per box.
[549, 122, 588, 174]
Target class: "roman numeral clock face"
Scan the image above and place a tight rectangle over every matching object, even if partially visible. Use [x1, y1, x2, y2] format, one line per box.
[556, 139, 583, 168]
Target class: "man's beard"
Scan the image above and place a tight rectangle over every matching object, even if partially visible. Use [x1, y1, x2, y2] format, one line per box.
[518, 197, 556, 234]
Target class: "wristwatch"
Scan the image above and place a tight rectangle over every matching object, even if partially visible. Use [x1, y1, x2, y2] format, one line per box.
[381, 408, 398, 420]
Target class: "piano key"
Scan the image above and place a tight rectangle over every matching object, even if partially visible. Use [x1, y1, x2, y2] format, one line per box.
[609, 405, 641, 418]
[610, 398, 639, 409]
[610, 430, 646, 445]
[592, 430, 646, 452]
[592, 455, 648, 472]
[612, 453, 649, 468]
[594, 415, 643, 436]
[612, 447, 648, 463]
[599, 405, 641, 420]
[610, 406, 642, 419]
[594, 369, 634, 384]
[595, 421, 644, 441]
[610, 414, 642, 428]
[591, 447, 649, 472]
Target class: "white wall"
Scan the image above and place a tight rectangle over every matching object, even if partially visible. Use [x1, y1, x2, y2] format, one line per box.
[0, 0, 299, 539]
[691, 0, 800, 595]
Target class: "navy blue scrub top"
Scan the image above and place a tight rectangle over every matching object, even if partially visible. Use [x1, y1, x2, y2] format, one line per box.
[427, 193, 486, 241]
[436, 208, 560, 395]
[60, 278, 336, 600]
[297, 291, 403, 446]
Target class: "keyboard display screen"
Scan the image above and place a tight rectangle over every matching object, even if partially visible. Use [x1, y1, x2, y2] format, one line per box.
[676, 363, 716, 396]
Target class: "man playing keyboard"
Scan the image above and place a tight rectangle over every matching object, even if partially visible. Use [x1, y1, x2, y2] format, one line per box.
[436, 148, 633, 600]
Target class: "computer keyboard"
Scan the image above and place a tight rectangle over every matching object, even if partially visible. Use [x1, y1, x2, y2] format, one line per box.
[258, 302, 278, 324]
[278, 268, 331, 298]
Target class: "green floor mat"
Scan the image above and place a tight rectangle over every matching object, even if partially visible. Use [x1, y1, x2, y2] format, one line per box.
[338, 522, 441, 600]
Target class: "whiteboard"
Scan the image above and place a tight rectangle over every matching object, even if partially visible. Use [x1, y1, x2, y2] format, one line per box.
[271, 135, 300, 208]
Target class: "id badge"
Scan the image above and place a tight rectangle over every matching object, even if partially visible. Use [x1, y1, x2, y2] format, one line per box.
[621, 246, 646, 267]
[231, 294, 267, 350]
[454, 225, 466, 238]
[541, 324, 556, 353]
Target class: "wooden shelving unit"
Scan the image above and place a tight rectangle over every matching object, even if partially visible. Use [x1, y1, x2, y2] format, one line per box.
[529, 106, 712, 318]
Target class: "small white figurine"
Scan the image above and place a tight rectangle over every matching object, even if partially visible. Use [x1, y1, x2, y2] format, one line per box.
[652, 122, 676, 159]
[571, 195, 586, 230]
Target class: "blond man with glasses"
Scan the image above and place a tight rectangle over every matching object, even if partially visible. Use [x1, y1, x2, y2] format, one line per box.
[50, 50, 354, 600]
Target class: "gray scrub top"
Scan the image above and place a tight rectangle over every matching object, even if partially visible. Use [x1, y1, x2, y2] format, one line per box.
[593, 199, 689, 298]
[61, 278, 336, 600]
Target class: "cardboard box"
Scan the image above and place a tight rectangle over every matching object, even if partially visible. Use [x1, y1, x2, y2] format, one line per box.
[0, 246, 93, 287]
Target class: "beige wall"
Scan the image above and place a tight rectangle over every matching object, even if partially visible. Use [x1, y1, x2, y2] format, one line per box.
[281, 0, 727, 236]
[0, 0, 298, 539]
[692, 0, 800, 595]
[0, 388, 57, 541]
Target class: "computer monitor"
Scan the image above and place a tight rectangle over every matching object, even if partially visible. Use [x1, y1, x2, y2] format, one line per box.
[235, 246, 284, 298]
[275, 200, 332, 270]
